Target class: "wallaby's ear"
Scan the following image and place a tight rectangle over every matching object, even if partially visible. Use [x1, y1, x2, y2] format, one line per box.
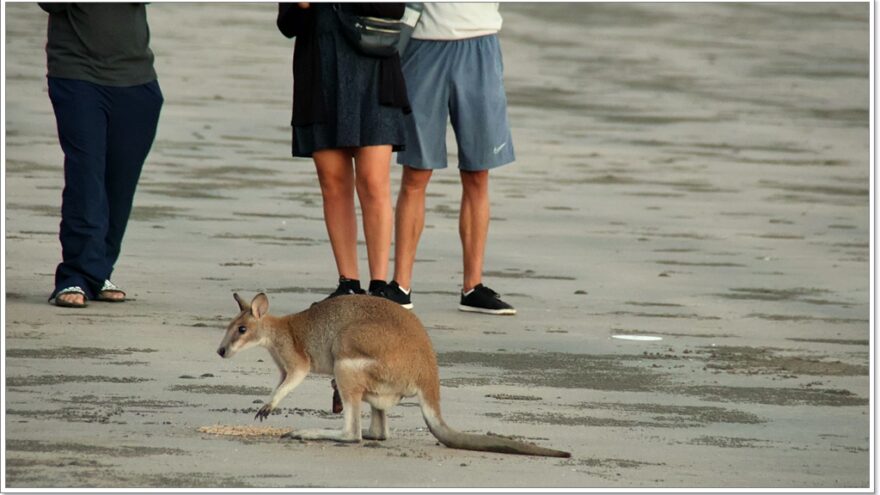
[251, 292, 269, 319]
[234, 292, 249, 312]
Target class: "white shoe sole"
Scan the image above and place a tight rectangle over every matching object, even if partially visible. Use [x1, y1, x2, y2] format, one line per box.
[458, 304, 517, 315]
[401, 302, 414, 310]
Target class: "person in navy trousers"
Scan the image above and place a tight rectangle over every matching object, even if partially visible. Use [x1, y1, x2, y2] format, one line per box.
[40, 3, 163, 308]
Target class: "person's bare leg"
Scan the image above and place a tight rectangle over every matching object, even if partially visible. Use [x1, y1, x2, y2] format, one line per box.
[314, 148, 359, 280]
[459, 169, 490, 292]
[353, 145, 393, 282]
[393, 166, 433, 290]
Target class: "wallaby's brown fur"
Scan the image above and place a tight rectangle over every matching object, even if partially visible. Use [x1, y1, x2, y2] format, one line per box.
[217, 293, 571, 458]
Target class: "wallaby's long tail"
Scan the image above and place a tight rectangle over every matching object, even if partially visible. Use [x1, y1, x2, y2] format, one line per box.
[419, 397, 571, 458]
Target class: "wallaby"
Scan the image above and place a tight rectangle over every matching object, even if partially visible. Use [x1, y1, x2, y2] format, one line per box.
[216, 292, 571, 458]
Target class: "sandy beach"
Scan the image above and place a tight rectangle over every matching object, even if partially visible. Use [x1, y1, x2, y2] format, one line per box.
[4, 2, 870, 489]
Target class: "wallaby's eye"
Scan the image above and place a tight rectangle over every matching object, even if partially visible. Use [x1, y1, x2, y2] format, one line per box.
[238, 326, 247, 334]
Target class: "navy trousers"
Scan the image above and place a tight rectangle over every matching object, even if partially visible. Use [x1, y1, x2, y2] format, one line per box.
[48, 77, 163, 300]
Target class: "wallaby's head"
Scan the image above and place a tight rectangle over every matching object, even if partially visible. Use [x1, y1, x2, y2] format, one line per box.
[217, 292, 270, 359]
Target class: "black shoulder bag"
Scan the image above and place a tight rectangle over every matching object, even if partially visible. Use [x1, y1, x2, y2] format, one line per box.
[333, 4, 402, 58]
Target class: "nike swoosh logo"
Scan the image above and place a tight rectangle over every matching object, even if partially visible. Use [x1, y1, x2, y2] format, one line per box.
[493, 142, 507, 154]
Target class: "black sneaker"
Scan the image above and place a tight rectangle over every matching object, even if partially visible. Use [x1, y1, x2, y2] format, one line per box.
[368, 280, 388, 297]
[325, 276, 365, 299]
[384, 281, 414, 309]
[459, 284, 516, 315]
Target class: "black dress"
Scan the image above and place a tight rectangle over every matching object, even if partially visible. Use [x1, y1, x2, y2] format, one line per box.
[278, 4, 408, 158]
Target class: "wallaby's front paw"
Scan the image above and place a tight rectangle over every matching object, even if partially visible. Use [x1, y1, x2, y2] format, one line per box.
[254, 404, 273, 421]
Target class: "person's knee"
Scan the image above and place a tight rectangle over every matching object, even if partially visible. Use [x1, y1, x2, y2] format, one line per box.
[317, 171, 352, 199]
[356, 173, 390, 205]
[400, 167, 433, 195]
[461, 169, 489, 192]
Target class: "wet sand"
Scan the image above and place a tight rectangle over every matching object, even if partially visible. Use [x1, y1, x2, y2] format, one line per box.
[4, 2, 870, 489]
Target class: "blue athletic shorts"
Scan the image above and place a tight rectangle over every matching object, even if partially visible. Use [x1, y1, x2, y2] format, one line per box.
[396, 34, 515, 171]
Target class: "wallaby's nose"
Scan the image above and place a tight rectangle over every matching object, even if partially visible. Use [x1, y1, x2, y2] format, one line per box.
[217, 347, 226, 358]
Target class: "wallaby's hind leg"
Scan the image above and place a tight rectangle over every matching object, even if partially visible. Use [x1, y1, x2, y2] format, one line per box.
[285, 394, 363, 443]
[338, 395, 363, 441]
[362, 406, 389, 441]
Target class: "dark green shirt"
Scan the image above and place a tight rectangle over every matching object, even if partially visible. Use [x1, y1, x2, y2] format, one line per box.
[40, 3, 157, 87]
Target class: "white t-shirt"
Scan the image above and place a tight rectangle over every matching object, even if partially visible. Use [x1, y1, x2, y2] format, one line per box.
[412, 3, 503, 41]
